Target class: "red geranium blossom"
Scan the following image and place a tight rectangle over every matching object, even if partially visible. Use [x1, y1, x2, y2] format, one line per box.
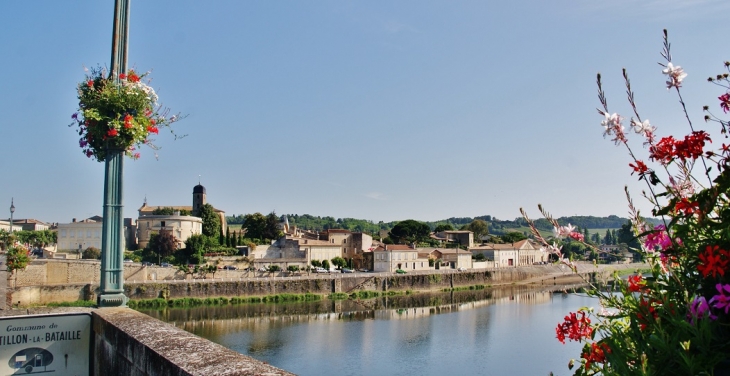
[582, 342, 610, 369]
[107, 129, 118, 137]
[630, 160, 649, 175]
[674, 198, 699, 216]
[637, 298, 658, 331]
[147, 126, 159, 134]
[628, 275, 645, 292]
[556, 311, 592, 344]
[123, 114, 133, 129]
[698, 245, 729, 279]
[87, 80, 94, 88]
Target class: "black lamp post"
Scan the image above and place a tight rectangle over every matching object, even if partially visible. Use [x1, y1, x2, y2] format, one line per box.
[9, 198, 15, 234]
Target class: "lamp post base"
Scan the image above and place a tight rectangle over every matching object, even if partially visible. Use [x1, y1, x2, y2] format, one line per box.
[98, 293, 128, 308]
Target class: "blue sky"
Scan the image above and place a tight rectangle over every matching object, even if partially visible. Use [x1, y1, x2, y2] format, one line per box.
[1, 0, 728, 224]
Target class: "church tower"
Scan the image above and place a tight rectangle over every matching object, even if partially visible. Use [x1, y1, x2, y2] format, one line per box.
[192, 184, 206, 216]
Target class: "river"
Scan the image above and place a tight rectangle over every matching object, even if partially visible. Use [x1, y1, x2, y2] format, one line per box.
[141, 284, 596, 376]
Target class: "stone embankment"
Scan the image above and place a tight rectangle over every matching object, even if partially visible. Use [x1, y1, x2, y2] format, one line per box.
[8, 261, 646, 306]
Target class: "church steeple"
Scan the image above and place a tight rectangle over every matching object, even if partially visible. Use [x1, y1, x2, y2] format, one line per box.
[192, 182, 206, 216]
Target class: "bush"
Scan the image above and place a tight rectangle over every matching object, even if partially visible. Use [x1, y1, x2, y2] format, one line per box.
[82, 247, 101, 260]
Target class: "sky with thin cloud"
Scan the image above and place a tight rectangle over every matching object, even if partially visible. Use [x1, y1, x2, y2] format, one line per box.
[0, 1, 726, 224]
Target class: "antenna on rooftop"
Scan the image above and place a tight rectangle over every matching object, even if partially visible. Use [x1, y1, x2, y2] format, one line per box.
[198, 175, 201, 185]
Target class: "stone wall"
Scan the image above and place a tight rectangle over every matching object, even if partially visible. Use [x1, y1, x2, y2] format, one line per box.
[92, 308, 294, 376]
[9, 263, 646, 306]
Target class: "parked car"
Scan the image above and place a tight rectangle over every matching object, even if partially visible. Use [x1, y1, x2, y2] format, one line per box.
[258, 267, 268, 272]
[160, 262, 172, 268]
[341, 268, 354, 273]
[395, 269, 407, 274]
[223, 265, 238, 270]
[314, 267, 330, 273]
[358, 269, 370, 272]
[124, 259, 133, 263]
[457, 267, 467, 272]
[142, 261, 154, 267]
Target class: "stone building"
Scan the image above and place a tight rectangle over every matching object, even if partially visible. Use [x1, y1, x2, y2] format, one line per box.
[136, 183, 225, 249]
[469, 239, 546, 267]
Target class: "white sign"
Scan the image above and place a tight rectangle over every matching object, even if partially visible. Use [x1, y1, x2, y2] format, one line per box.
[0, 313, 90, 376]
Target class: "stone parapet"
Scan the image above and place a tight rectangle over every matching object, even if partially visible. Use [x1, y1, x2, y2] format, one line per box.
[92, 307, 294, 376]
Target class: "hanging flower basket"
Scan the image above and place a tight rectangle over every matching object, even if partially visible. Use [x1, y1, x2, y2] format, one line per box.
[69, 67, 181, 162]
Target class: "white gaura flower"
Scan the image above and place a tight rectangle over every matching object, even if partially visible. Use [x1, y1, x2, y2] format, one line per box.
[662, 62, 687, 89]
[631, 118, 655, 136]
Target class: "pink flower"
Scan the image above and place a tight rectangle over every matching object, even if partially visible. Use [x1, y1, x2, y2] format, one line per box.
[644, 225, 672, 251]
[688, 296, 716, 324]
[568, 232, 584, 242]
[719, 93, 730, 113]
[133, 153, 141, 159]
[709, 284, 730, 314]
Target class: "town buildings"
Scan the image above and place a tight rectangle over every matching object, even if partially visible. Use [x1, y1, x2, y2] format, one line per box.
[469, 239, 547, 267]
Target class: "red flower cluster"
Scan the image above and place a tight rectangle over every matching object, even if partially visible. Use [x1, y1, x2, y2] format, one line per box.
[86, 80, 93, 88]
[628, 275, 645, 293]
[119, 71, 140, 83]
[649, 131, 711, 165]
[636, 298, 658, 331]
[674, 198, 699, 216]
[556, 311, 592, 344]
[698, 245, 729, 279]
[582, 342, 610, 369]
[720, 93, 730, 113]
[629, 160, 649, 175]
[123, 114, 133, 129]
[147, 126, 159, 134]
[106, 129, 118, 138]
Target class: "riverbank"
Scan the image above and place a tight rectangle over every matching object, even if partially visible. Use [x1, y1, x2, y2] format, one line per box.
[10, 262, 647, 307]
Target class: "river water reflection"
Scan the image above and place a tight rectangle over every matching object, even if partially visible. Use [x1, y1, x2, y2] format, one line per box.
[141, 285, 595, 376]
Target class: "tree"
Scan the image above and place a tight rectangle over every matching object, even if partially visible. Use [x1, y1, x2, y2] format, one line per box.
[149, 229, 178, 265]
[180, 234, 207, 265]
[311, 260, 321, 268]
[287, 265, 299, 273]
[82, 247, 101, 260]
[268, 265, 281, 274]
[198, 203, 221, 238]
[225, 228, 231, 247]
[6, 245, 30, 274]
[152, 207, 174, 215]
[264, 212, 283, 240]
[434, 224, 455, 233]
[501, 232, 527, 243]
[463, 219, 489, 242]
[242, 212, 267, 241]
[321, 259, 330, 270]
[604, 229, 613, 245]
[231, 231, 238, 248]
[388, 220, 431, 244]
[331, 256, 346, 270]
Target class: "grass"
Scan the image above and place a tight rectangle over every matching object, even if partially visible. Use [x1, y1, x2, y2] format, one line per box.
[45, 300, 97, 308]
[442, 284, 486, 292]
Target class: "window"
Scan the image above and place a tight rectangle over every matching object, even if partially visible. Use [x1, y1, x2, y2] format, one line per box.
[87, 230, 92, 238]
[60, 230, 67, 237]
[78, 230, 83, 238]
[70, 230, 74, 238]
[95, 231, 100, 238]
[161, 221, 166, 227]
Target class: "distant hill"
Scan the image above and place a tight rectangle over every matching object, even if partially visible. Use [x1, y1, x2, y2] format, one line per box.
[226, 213, 660, 236]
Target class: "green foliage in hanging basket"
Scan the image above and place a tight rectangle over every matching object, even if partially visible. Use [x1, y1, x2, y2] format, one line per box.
[69, 66, 183, 162]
